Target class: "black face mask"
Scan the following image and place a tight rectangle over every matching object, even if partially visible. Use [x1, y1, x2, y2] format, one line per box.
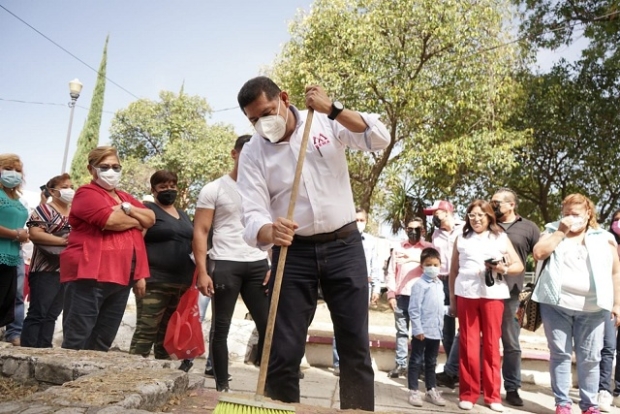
[156, 189, 177, 206]
[432, 216, 442, 228]
[493, 205, 504, 219]
[407, 228, 421, 244]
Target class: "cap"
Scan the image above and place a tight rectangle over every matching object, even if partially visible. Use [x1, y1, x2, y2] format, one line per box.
[423, 200, 454, 215]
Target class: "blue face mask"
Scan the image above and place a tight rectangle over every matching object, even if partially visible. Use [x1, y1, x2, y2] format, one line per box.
[0, 170, 22, 188]
[423, 266, 440, 279]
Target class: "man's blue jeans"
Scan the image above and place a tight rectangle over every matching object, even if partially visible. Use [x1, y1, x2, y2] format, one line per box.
[266, 232, 374, 411]
[540, 303, 605, 412]
[501, 285, 522, 392]
[394, 295, 411, 368]
[5, 258, 24, 341]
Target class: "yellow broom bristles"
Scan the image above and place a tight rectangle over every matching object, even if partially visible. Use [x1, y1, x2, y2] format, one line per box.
[213, 395, 295, 414]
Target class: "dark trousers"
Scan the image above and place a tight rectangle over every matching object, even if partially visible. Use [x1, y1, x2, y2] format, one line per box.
[21, 271, 64, 348]
[600, 311, 619, 393]
[408, 337, 440, 391]
[266, 231, 374, 411]
[61, 279, 131, 351]
[0, 264, 17, 328]
[440, 276, 455, 360]
[210, 259, 270, 390]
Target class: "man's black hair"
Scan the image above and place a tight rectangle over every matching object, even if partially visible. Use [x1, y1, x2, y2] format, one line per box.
[237, 76, 282, 113]
[234, 135, 252, 151]
[495, 187, 518, 206]
[420, 247, 441, 265]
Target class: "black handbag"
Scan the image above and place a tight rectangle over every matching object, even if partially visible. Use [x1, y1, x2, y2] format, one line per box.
[27, 220, 70, 263]
[516, 257, 549, 332]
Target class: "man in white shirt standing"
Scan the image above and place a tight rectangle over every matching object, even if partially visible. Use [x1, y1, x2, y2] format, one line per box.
[193, 135, 270, 393]
[235, 76, 390, 411]
[385, 217, 433, 377]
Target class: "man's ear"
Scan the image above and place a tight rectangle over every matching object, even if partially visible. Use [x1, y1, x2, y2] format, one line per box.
[280, 91, 290, 106]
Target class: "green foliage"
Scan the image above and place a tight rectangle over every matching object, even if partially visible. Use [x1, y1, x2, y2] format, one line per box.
[270, 0, 528, 233]
[501, 60, 620, 224]
[514, 0, 620, 62]
[109, 89, 236, 211]
[70, 36, 108, 185]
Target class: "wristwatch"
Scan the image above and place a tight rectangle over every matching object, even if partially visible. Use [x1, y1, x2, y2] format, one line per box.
[121, 202, 132, 215]
[328, 101, 344, 120]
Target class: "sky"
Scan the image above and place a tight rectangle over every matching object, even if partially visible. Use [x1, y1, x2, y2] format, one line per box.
[1, 1, 585, 199]
[0, 1, 313, 194]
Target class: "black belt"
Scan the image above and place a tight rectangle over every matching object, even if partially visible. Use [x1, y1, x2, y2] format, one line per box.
[293, 222, 357, 244]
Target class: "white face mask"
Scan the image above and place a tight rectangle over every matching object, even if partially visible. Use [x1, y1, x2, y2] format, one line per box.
[95, 168, 122, 190]
[569, 215, 586, 232]
[423, 266, 440, 279]
[56, 188, 75, 204]
[357, 222, 366, 233]
[254, 97, 288, 143]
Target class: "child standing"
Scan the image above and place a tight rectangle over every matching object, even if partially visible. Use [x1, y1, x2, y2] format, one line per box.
[407, 247, 447, 407]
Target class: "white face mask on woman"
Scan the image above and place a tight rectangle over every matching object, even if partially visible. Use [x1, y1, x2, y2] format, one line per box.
[254, 97, 289, 143]
[95, 168, 122, 190]
[568, 215, 586, 232]
[56, 188, 75, 204]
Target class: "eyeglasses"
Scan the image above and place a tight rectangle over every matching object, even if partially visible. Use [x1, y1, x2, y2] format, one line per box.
[96, 164, 122, 172]
[490, 200, 506, 207]
[467, 213, 487, 219]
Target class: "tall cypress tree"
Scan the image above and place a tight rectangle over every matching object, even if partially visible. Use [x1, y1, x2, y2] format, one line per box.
[70, 35, 108, 185]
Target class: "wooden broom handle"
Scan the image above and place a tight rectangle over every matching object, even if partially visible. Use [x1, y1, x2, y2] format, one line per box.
[256, 108, 314, 397]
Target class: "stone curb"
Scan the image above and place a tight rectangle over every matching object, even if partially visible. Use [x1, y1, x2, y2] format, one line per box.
[0, 347, 206, 413]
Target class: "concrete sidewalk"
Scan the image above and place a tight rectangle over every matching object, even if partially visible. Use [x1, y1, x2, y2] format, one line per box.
[177, 358, 607, 414]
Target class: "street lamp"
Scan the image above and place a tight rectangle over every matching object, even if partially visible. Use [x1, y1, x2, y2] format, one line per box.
[61, 78, 83, 173]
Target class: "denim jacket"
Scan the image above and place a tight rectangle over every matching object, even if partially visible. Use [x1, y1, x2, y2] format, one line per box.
[532, 221, 616, 311]
[409, 274, 445, 340]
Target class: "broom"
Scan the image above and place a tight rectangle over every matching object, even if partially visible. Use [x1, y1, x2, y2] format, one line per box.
[213, 108, 315, 414]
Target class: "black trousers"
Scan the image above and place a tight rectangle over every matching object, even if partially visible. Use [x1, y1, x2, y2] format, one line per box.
[61, 279, 131, 351]
[210, 259, 270, 390]
[0, 264, 17, 328]
[21, 271, 64, 348]
[266, 231, 375, 411]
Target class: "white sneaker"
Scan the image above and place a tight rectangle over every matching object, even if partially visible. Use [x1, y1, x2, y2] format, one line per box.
[489, 402, 505, 412]
[458, 400, 474, 410]
[408, 390, 423, 407]
[598, 390, 613, 412]
[425, 388, 446, 406]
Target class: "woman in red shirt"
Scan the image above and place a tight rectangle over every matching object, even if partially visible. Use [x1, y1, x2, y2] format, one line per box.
[60, 146, 155, 351]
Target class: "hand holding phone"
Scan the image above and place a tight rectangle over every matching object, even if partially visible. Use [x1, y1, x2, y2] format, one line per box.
[40, 185, 51, 198]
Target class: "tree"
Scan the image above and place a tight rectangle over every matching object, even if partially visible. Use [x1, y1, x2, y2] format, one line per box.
[500, 59, 620, 224]
[514, 0, 620, 61]
[70, 36, 108, 185]
[270, 0, 528, 232]
[109, 89, 236, 211]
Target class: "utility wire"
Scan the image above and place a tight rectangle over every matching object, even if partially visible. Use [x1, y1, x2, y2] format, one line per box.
[0, 97, 235, 115]
[0, 4, 141, 100]
[2, 4, 617, 110]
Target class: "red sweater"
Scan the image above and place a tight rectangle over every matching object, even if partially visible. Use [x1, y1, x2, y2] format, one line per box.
[60, 182, 150, 285]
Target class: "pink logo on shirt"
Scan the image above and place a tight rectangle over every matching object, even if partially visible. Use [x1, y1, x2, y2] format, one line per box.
[313, 133, 330, 149]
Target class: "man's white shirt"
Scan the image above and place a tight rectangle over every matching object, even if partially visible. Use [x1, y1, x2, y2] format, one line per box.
[237, 106, 390, 250]
[196, 174, 267, 262]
